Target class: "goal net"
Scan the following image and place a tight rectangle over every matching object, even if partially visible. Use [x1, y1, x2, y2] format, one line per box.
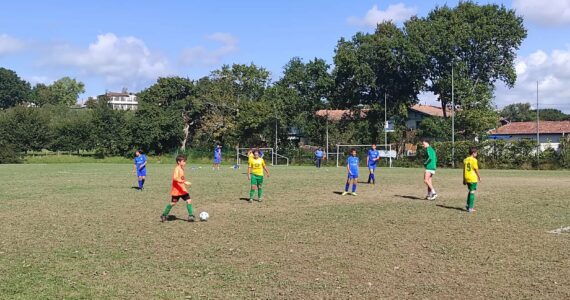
[334, 144, 395, 168]
[235, 147, 289, 166]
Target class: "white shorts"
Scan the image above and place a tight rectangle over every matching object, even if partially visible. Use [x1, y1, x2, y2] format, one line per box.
[425, 170, 436, 175]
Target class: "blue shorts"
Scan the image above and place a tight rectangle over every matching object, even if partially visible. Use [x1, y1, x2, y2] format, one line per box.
[214, 158, 221, 164]
[368, 164, 377, 170]
[137, 168, 147, 177]
[347, 174, 358, 180]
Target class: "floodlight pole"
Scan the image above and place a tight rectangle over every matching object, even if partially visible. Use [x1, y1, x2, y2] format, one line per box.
[275, 117, 278, 166]
[451, 65, 455, 168]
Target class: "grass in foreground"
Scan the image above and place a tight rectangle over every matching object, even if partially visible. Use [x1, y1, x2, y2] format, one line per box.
[0, 164, 569, 299]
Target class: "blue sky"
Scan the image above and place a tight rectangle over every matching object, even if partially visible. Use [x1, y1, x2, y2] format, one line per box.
[1, 0, 569, 111]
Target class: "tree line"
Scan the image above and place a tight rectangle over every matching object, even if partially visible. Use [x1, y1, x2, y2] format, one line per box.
[1, 2, 531, 161]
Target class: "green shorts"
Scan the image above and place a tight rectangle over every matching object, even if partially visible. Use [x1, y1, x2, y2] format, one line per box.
[250, 174, 264, 185]
[466, 182, 478, 191]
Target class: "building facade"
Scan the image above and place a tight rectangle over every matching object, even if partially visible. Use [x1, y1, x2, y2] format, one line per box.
[104, 91, 138, 110]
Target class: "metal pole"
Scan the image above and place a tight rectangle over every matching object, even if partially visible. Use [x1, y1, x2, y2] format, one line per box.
[385, 94, 390, 168]
[536, 80, 541, 170]
[326, 110, 329, 161]
[336, 144, 339, 167]
[451, 65, 455, 168]
[275, 117, 278, 166]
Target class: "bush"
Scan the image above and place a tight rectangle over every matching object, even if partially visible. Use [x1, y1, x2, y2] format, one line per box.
[0, 142, 21, 164]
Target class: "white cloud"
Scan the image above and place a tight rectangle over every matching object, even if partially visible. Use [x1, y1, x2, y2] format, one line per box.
[348, 3, 417, 27]
[45, 33, 171, 87]
[496, 46, 570, 112]
[513, 0, 570, 26]
[28, 76, 50, 85]
[0, 34, 25, 55]
[180, 32, 239, 66]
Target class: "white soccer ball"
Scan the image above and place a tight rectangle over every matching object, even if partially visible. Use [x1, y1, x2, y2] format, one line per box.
[199, 211, 209, 222]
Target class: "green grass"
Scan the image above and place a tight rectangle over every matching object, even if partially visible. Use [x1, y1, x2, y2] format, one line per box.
[0, 164, 569, 299]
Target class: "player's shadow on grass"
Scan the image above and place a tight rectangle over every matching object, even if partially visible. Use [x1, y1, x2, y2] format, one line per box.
[163, 215, 186, 222]
[332, 191, 344, 195]
[436, 204, 466, 212]
[394, 194, 424, 201]
[130, 186, 141, 190]
[238, 197, 252, 202]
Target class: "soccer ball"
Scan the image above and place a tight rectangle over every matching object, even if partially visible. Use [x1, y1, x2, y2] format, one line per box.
[199, 211, 209, 222]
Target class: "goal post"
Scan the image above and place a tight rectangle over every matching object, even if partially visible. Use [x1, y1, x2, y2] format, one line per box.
[335, 144, 395, 168]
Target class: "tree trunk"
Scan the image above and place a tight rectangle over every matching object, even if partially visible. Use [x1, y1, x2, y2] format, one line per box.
[181, 112, 190, 151]
[441, 100, 448, 118]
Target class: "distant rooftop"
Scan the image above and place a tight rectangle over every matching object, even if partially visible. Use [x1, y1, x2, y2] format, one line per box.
[490, 121, 570, 135]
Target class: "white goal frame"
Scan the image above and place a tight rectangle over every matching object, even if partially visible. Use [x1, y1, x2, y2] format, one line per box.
[235, 147, 289, 166]
[335, 144, 394, 168]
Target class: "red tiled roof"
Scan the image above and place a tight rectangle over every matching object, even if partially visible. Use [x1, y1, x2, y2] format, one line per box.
[490, 121, 570, 135]
[409, 104, 454, 117]
[315, 109, 369, 121]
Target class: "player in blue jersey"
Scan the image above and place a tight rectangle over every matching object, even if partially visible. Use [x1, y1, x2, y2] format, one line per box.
[366, 144, 380, 184]
[314, 147, 324, 168]
[133, 149, 147, 190]
[342, 148, 360, 196]
[212, 145, 222, 170]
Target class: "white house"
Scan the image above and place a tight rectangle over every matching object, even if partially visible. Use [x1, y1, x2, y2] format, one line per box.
[103, 91, 138, 110]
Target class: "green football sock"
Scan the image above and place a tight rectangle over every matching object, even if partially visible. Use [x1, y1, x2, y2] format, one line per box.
[258, 187, 263, 198]
[467, 192, 475, 209]
[249, 189, 255, 199]
[162, 204, 173, 216]
[186, 203, 193, 216]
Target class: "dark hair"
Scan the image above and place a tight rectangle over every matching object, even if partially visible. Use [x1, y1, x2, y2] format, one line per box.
[421, 138, 430, 144]
[135, 149, 142, 154]
[469, 147, 478, 155]
[176, 155, 187, 163]
[350, 148, 356, 153]
[253, 149, 260, 155]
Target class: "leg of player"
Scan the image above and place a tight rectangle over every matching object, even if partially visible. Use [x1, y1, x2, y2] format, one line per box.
[342, 177, 350, 196]
[249, 181, 257, 203]
[466, 183, 477, 212]
[351, 178, 358, 196]
[424, 172, 436, 200]
[161, 200, 177, 222]
[257, 182, 263, 202]
[186, 198, 195, 222]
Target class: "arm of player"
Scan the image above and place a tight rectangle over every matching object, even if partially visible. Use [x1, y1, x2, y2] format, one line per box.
[139, 161, 147, 170]
[347, 163, 351, 175]
[247, 166, 252, 180]
[263, 165, 270, 178]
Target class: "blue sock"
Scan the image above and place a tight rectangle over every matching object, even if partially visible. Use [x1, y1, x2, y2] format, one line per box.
[345, 182, 350, 192]
[141, 179, 145, 188]
[352, 184, 357, 193]
[367, 174, 371, 183]
[371, 173, 375, 183]
[138, 180, 143, 189]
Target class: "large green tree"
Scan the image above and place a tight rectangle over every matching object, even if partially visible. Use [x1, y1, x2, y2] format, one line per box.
[333, 22, 427, 111]
[47, 77, 85, 106]
[0, 68, 31, 109]
[500, 102, 533, 122]
[408, 2, 527, 117]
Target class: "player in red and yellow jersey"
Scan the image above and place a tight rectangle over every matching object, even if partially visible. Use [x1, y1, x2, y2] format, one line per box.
[161, 155, 195, 222]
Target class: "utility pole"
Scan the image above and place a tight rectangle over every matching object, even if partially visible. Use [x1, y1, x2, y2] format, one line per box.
[536, 80, 541, 170]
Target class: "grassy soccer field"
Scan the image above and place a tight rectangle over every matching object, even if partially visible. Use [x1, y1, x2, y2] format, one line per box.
[0, 163, 569, 299]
